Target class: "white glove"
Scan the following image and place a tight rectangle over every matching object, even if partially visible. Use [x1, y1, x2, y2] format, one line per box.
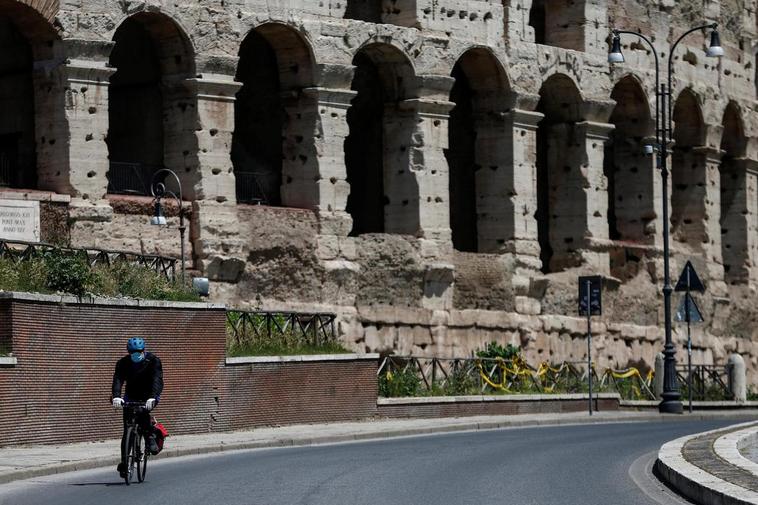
[112, 397, 124, 409]
[146, 398, 156, 411]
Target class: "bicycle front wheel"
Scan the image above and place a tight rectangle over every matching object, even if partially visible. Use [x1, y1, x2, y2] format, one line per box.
[136, 432, 148, 482]
[124, 427, 136, 485]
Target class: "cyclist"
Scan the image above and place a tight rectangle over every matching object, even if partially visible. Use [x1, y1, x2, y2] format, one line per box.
[111, 337, 164, 478]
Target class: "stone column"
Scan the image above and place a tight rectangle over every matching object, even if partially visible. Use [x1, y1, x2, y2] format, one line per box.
[477, 109, 543, 266]
[302, 87, 356, 238]
[720, 158, 758, 285]
[389, 98, 454, 243]
[728, 353, 746, 403]
[187, 74, 241, 204]
[699, 146, 726, 287]
[162, 76, 201, 200]
[34, 39, 114, 200]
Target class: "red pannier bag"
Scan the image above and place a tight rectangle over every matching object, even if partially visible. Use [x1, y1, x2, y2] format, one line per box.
[152, 419, 169, 454]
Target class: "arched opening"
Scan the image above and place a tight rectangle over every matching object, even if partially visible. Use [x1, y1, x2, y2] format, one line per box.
[605, 76, 655, 243]
[345, 43, 415, 236]
[0, 15, 34, 188]
[344, 0, 382, 23]
[528, 0, 546, 44]
[0, 2, 57, 190]
[107, 13, 195, 196]
[719, 102, 748, 284]
[233, 23, 315, 208]
[670, 89, 706, 248]
[445, 48, 510, 253]
[535, 74, 585, 273]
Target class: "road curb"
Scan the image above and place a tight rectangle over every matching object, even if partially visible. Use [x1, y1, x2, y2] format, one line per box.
[656, 421, 758, 505]
[2, 410, 757, 485]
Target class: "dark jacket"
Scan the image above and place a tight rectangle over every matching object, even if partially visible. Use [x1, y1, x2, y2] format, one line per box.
[112, 352, 164, 402]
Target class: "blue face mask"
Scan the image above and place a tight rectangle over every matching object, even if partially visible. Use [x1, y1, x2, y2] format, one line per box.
[130, 352, 145, 363]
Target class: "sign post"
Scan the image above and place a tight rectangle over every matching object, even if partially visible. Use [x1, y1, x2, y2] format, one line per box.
[578, 276, 602, 416]
[674, 261, 705, 414]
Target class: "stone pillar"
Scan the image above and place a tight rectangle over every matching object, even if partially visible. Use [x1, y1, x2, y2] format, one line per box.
[189, 74, 241, 204]
[720, 158, 758, 285]
[280, 90, 323, 211]
[303, 87, 356, 238]
[34, 39, 114, 200]
[387, 98, 454, 242]
[654, 352, 664, 400]
[474, 108, 543, 280]
[162, 77, 200, 200]
[728, 353, 746, 403]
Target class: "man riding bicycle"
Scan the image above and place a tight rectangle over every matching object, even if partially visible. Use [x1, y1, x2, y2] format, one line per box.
[112, 337, 163, 478]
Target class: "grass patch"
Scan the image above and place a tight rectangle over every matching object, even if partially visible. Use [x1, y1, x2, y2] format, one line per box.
[227, 340, 351, 357]
[0, 251, 199, 302]
[0, 344, 10, 357]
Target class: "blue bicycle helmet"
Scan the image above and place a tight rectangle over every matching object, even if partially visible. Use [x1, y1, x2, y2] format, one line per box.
[127, 337, 145, 352]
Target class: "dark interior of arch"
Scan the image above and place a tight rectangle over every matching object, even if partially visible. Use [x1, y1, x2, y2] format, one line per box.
[446, 62, 478, 252]
[605, 77, 652, 242]
[535, 75, 583, 273]
[720, 104, 747, 283]
[345, 51, 385, 235]
[529, 0, 546, 44]
[232, 29, 283, 206]
[0, 15, 36, 189]
[344, 0, 382, 23]
[107, 17, 164, 195]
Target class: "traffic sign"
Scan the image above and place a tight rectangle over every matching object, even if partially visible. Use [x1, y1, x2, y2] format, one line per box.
[675, 293, 703, 324]
[578, 276, 602, 316]
[675, 260, 705, 293]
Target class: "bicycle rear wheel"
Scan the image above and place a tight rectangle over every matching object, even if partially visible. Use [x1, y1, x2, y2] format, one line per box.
[136, 432, 148, 482]
[124, 427, 136, 485]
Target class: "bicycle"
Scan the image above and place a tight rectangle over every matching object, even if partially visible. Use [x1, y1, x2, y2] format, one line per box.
[121, 401, 151, 485]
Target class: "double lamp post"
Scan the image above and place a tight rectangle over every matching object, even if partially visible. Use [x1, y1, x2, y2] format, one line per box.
[608, 24, 723, 413]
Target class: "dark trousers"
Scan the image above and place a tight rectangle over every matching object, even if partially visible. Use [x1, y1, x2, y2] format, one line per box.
[121, 409, 154, 462]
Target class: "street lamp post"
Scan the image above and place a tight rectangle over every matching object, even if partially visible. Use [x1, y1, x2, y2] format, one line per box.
[149, 168, 186, 285]
[608, 24, 723, 414]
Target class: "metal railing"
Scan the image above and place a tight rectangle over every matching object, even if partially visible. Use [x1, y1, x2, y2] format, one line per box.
[235, 171, 279, 205]
[107, 162, 164, 196]
[226, 310, 337, 349]
[676, 364, 733, 401]
[0, 240, 177, 282]
[378, 356, 657, 400]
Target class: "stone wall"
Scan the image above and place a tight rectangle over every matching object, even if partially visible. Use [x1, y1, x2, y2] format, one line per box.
[2, 1, 758, 383]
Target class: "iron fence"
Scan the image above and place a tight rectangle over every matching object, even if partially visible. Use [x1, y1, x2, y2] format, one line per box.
[0, 240, 177, 282]
[226, 310, 337, 349]
[378, 356, 658, 400]
[235, 171, 279, 205]
[107, 162, 164, 196]
[676, 364, 733, 401]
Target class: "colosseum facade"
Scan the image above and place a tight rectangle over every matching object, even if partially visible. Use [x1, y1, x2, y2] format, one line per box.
[1, 0, 758, 379]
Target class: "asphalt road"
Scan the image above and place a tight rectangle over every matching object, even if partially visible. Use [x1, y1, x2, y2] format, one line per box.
[0, 420, 734, 505]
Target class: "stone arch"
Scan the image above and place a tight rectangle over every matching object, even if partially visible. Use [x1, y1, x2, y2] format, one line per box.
[605, 74, 656, 243]
[232, 22, 317, 207]
[670, 88, 707, 248]
[345, 42, 417, 236]
[719, 101, 749, 284]
[0, 0, 60, 191]
[106, 11, 198, 197]
[445, 46, 511, 252]
[535, 73, 585, 273]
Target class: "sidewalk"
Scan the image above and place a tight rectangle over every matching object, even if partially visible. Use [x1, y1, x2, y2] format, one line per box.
[658, 420, 758, 504]
[2, 409, 757, 485]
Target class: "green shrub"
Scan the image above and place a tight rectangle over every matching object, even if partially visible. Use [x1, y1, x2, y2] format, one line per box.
[379, 364, 421, 397]
[44, 251, 92, 297]
[476, 342, 521, 361]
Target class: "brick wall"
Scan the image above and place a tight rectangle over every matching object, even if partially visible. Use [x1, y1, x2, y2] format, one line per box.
[0, 294, 377, 447]
[377, 396, 619, 419]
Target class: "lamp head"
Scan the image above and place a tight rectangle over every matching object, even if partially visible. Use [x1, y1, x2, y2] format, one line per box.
[150, 199, 167, 226]
[706, 27, 724, 57]
[608, 34, 625, 64]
